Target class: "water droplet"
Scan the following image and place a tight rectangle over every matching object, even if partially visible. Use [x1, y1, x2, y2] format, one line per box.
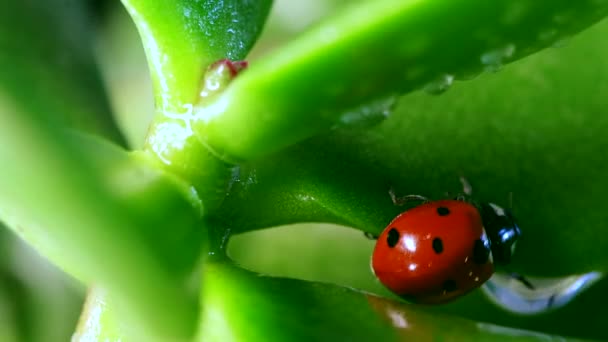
[481, 44, 516, 73]
[335, 96, 398, 129]
[482, 271, 602, 314]
[423, 74, 454, 95]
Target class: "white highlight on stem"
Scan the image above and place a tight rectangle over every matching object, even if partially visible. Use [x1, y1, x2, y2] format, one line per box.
[147, 104, 195, 165]
[123, 4, 172, 112]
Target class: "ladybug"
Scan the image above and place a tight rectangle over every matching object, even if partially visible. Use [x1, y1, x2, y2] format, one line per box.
[370, 177, 530, 304]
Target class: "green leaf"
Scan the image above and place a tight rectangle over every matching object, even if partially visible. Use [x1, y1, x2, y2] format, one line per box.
[121, 0, 273, 114]
[1, 1, 208, 336]
[73, 262, 594, 341]
[228, 224, 608, 340]
[217, 17, 608, 277]
[0, 103, 200, 338]
[72, 287, 148, 342]
[0, 288, 19, 342]
[0, 228, 83, 342]
[0, 0, 126, 145]
[195, 262, 586, 341]
[121, 0, 272, 211]
[1, 1, 203, 336]
[194, 0, 608, 161]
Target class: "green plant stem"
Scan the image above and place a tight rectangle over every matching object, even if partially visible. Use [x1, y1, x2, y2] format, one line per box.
[121, 0, 272, 115]
[0, 98, 199, 338]
[0, 0, 126, 146]
[72, 287, 181, 342]
[121, 0, 272, 210]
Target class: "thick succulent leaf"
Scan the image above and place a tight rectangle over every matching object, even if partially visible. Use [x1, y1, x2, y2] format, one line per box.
[196, 0, 608, 162]
[73, 262, 590, 341]
[196, 262, 588, 341]
[229, 224, 608, 341]
[0, 288, 19, 342]
[121, 0, 273, 113]
[0, 0, 126, 145]
[0, 103, 200, 338]
[218, 17, 608, 276]
[95, 5, 156, 148]
[2, 0, 201, 337]
[72, 287, 155, 342]
[0, 228, 83, 342]
[120, 0, 272, 210]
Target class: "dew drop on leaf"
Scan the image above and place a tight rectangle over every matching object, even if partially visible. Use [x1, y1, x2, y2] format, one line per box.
[480, 44, 516, 73]
[335, 96, 398, 129]
[482, 271, 602, 314]
[423, 74, 454, 95]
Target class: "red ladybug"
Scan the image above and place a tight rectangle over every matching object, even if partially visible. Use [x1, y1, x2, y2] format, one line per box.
[370, 178, 529, 304]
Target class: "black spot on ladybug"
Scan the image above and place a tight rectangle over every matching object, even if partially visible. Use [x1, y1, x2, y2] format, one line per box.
[432, 238, 443, 254]
[437, 206, 450, 216]
[473, 239, 490, 264]
[443, 279, 457, 293]
[387, 228, 400, 248]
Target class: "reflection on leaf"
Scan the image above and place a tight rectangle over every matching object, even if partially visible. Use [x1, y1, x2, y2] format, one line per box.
[197, 262, 584, 341]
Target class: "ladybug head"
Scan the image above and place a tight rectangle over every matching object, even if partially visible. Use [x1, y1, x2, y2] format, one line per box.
[478, 202, 521, 266]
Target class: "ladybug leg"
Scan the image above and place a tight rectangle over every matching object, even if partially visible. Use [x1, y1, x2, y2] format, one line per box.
[459, 176, 473, 196]
[364, 232, 379, 240]
[547, 294, 557, 308]
[509, 272, 535, 290]
[389, 188, 428, 206]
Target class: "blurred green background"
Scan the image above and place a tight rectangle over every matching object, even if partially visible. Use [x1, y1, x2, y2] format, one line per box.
[2, 0, 608, 340]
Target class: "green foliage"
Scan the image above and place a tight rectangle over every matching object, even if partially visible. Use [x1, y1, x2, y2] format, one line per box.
[194, 0, 608, 161]
[75, 261, 590, 342]
[0, 230, 83, 342]
[220, 17, 608, 276]
[0, 0, 202, 338]
[121, 0, 273, 113]
[1, 0, 608, 341]
[197, 262, 592, 342]
[0, 0, 125, 144]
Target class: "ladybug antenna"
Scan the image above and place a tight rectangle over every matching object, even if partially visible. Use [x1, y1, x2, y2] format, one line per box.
[364, 232, 378, 240]
[389, 188, 428, 206]
[459, 176, 472, 196]
[508, 191, 514, 211]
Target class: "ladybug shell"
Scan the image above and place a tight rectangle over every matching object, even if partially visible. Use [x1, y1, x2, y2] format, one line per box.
[371, 200, 494, 304]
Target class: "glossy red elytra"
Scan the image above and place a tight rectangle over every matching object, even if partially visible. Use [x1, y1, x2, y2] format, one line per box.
[370, 178, 529, 304]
